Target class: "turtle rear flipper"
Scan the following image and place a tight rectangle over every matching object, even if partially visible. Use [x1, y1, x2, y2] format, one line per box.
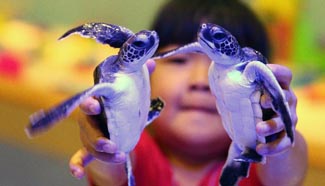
[146, 97, 164, 125]
[220, 161, 250, 186]
[26, 83, 116, 137]
[233, 147, 264, 163]
[220, 143, 251, 186]
[58, 23, 134, 48]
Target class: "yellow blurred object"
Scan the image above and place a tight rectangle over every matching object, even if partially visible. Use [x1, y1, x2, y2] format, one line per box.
[0, 20, 44, 53]
[300, 77, 325, 100]
[295, 86, 325, 170]
[0, 18, 118, 93]
[0, 1, 24, 20]
[26, 26, 118, 94]
[0, 18, 119, 104]
[249, 0, 299, 22]
[247, 0, 299, 62]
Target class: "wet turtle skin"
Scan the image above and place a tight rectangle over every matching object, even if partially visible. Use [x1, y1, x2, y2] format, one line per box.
[27, 24, 162, 151]
[26, 23, 164, 186]
[200, 23, 294, 185]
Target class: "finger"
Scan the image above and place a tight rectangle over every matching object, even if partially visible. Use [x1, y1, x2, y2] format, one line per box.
[69, 148, 94, 179]
[256, 132, 292, 156]
[146, 59, 156, 74]
[261, 90, 293, 109]
[286, 88, 298, 126]
[92, 151, 127, 163]
[260, 93, 272, 109]
[80, 134, 127, 163]
[256, 117, 285, 137]
[78, 114, 123, 155]
[78, 113, 110, 151]
[267, 64, 292, 89]
[78, 112, 104, 139]
[260, 89, 288, 109]
[79, 97, 101, 115]
[81, 136, 126, 163]
[93, 137, 118, 153]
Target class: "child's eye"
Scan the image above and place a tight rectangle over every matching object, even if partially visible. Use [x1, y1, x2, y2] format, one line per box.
[166, 57, 188, 65]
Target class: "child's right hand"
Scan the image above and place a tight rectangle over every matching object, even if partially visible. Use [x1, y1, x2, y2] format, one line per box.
[69, 97, 127, 179]
[69, 59, 156, 179]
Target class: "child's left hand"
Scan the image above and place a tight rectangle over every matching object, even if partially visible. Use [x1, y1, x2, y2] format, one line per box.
[256, 64, 298, 156]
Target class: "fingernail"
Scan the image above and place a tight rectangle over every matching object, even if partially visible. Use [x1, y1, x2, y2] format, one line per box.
[114, 152, 127, 162]
[256, 122, 269, 134]
[90, 104, 100, 114]
[261, 95, 272, 109]
[256, 145, 268, 156]
[103, 141, 117, 153]
[71, 166, 84, 179]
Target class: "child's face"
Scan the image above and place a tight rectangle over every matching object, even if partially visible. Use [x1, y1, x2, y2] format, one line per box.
[150, 45, 231, 159]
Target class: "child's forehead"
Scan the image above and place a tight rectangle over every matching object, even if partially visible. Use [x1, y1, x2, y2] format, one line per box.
[157, 44, 182, 53]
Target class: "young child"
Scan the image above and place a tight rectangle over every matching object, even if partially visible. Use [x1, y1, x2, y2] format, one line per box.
[69, 0, 307, 185]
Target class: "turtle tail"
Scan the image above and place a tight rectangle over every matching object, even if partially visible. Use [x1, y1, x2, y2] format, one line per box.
[125, 155, 135, 186]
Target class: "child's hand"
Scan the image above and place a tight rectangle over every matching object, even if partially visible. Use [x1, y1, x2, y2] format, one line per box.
[256, 64, 298, 156]
[69, 96, 127, 179]
[69, 59, 156, 179]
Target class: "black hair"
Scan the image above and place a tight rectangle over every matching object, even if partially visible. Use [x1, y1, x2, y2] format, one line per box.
[151, 0, 271, 58]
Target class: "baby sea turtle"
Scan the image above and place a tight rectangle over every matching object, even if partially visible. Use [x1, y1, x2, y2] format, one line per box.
[25, 23, 163, 186]
[154, 23, 294, 186]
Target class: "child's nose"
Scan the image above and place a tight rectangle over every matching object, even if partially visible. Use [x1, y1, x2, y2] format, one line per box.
[189, 61, 210, 91]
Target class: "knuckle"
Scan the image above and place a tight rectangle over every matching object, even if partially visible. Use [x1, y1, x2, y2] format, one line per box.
[292, 115, 298, 126]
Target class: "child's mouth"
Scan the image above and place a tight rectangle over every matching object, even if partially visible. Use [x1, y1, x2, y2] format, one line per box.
[181, 105, 218, 114]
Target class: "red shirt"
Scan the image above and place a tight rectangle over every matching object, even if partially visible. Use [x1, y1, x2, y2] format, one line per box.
[89, 131, 262, 186]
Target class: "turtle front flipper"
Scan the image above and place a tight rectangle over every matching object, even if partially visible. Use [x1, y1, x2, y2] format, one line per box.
[26, 83, 116, 137]
[146, 97, 164, 125]
[244, 61, 294, 144]
[152, 42, 203, 60]
[58, 23, 134, 48]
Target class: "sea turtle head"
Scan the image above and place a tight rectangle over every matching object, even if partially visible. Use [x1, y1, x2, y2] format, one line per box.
[198, 23, 241, 66]
[119, 30, 159, 72]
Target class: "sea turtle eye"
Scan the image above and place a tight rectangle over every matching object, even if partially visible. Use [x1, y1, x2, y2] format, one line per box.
[133, 40, 146, 48]
[213, 32, 227, 40]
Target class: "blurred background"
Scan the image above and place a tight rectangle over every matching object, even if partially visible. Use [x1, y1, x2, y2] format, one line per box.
[0, 0, 324, 185]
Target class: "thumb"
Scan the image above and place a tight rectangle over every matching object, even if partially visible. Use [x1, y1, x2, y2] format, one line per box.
[69, 148, 94, 179]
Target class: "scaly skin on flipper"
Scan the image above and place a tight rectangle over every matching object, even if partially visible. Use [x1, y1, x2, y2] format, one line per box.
[58, 22, 134, 48]
[155, 23, 294, 186]
[147, 97, 165, 123]
[26, 23, 162, 186]
[26, 83, 116, 137]
[152, 42, 203, 59]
